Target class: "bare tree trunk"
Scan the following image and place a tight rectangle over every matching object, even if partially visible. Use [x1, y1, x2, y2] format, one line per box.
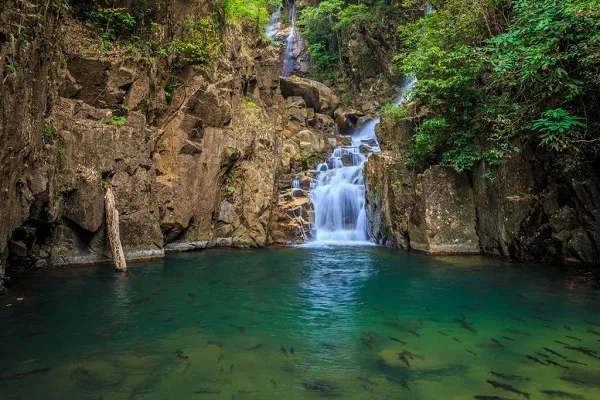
[105, 186, 127, 272]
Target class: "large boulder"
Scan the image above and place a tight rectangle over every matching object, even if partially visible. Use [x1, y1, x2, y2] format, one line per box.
[280, 76, 339, 116]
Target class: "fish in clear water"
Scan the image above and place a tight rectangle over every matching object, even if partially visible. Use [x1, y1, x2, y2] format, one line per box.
[438, 331, 449, 337]
[543, 325, 558, 331]
[454, 319, 477, 333]
[555, 341, 569, 346]
[175, 349, 189, 360]
[398, 353, 410, 367]
[545, 359, 569, 369]
[358, 376, 377, 387]
[564, 325, 573, 331]
[490, 371, 530, 381]
[502, 336, 515, 342]
[290, 347, 295, 355]
[390, 337, 406, 344]
[474, 396, 516, 400]
[247, 343, 263, 351]
[485, 380, 530, 399]
[491, 338, 505, 348]
[530, 315, 551, 322]
[238, 326, 246, 334]
[303, 380, 338, 397]
[270, 379, 277, 389]
[563, 345, 600, 360]
[566, 336, 582, 342]
[539, 389, 583, 399]
[187, 293, 195, 299]
[386, 376, 409, 390]
[504, 329, 530, 336]
[526, 355, 548, 366]
[585, 320, 600, 327]
[408, 329, 421, 338]
[544, 347, 567, 359]
[559, 376, 599, 388]
[194, 389, 221, 395]
[454, 337, 463, 344]
[229, 364, 234, 373]
[506, 314, 527, 323]
[5, 367, 50, 380]
[467, 349, 478, 356]
[587, 329, 600, 337]
[566, 359, 588, 366]
[280, 346, 289, 357]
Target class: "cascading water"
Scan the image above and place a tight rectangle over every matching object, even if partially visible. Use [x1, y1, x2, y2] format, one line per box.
[308, 77, 418, 244]
[265, 6, 281, 39]
[283, 1, 297, 76]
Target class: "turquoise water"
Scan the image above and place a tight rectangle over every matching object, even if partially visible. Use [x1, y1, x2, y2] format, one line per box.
[1, 246, 599, 399]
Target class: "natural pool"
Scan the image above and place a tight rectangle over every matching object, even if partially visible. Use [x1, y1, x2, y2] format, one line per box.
[1, 246, 599, 399]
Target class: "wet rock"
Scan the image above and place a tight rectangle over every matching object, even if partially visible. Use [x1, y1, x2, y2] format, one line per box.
[334, 108, 366, 135]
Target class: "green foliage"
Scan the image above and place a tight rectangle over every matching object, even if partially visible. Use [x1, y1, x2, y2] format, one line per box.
[107, 116, 127, 127]
[533, 109, 585, 152]
[222, 0, 270, 29]
[162, 16, 220, 65]
[43, 124, 56, 143]
[380, 104, 412, 125]
[5, 64, 16, 73]
[396, 0, 600, 175]
[298, 0, 395, 86]
[87, 7, 137, 48]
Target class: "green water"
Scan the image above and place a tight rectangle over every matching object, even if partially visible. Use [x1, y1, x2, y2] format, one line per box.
[1, 246, 599, 400]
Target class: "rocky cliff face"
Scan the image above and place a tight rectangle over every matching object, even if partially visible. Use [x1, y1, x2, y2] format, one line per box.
[365, 113, 600, 264]
[0, 0, 339, 276]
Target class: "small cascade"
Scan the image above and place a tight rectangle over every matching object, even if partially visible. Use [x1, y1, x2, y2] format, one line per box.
[307, 77, 418, 244]
[283, 1, 297, 76]
[265, 6, 281, 39]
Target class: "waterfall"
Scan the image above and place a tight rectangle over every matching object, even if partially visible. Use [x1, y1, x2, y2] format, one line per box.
[283, 1, 297, 76]
[265, 7, 281, 39]
[308, 78, 418, 245]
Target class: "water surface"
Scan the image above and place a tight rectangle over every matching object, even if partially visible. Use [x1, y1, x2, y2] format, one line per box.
[1, 247, 599, 399]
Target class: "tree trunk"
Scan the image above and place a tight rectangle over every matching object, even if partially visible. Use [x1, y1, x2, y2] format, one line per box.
[105, 186, 127, 272]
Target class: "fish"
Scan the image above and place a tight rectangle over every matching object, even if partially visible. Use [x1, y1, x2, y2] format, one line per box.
[559, 376, 599, 388]
[585, 320, 600, 327]
[454, 319, 477, 333]
[467, 349, 478, 356]
[390, 337, 407, 344]
[502, 336, 515, 342]
[194, 389, 221, 395]
[555, 340, 569, 346]
[218, 355, 224, 362]
[563, 345, 600, 359]
[175, 349, 189, 360]
[491, 338, 505, 348]
[386, 376, 409, 390]
[397, 353, 410, 367]
[530, 315, 551, 322]
[280, 347, 289, 357]
[290, 347, 295, 355]
[504, 329, 530, 336]
[474, 396, 515, 400]
[485, 380, 530, 398]
[566, 359, 587, 366]
[587, 329, 600, 337]
[526, 355, 548, 366]
[358, 376, 378, 386]
[161, 317, 175, 323]
[437, 331, 449, 337]
[543, 325, 558, 331]
[506, 314, 527, 323]
[539, 389, 583, 399]
[303, 380, 338, 397]
[490, 371, 530, 381]
[417, 319, 424, 326]
[247, 343, 263, 351]
[545, 359, 569, 369]
[5, 367, 50, 380]
[238, 326, 246, 334]
[187, 293, 195, 299]
[454, 337, 463, 344]
[544, 347, 567, 359]
[270, 379, 277, 389]
[566, 336, 581, 342]
[563, 325, 572, 331]
[218, 315, 232, 320]
[229, 364, 234, 373]
[360, 337, 373, 348]
[408, 329, 421, 338]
